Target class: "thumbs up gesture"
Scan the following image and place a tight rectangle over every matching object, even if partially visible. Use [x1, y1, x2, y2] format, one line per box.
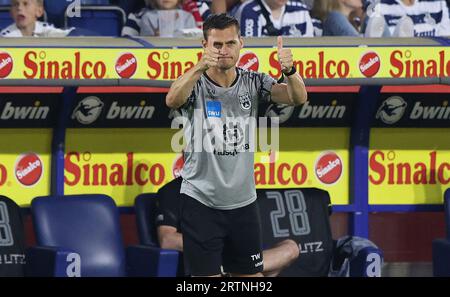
[277, 36, 294, 74]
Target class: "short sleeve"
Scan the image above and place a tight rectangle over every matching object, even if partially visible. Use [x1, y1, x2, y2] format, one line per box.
[182, 79, 201, 109]
[258, 72, 277, 103]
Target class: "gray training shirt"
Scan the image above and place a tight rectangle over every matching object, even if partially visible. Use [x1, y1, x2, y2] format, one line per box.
[180, 67, 276, 210]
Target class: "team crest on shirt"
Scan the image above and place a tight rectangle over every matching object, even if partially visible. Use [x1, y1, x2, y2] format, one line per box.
[239, 93, 251, 110]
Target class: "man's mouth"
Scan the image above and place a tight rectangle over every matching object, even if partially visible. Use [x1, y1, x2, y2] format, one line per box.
[17, 14, 26, 22]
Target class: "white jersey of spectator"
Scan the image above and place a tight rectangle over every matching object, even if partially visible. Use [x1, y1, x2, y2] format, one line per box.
[301, 0, 314, 9]
[311, 17, 324, 36]
[197, 0, 211, 18]
[1, 21, 73, 37]
[121, 8, 197, 36]
[234, 0, 314, 37]
[368, 0, 450, 37]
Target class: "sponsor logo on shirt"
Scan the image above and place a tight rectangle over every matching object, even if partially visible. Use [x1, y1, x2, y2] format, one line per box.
[206, 101, 221, 118]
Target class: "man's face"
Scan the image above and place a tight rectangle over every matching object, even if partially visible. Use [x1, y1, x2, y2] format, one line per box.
[11, 0, 43, 29]
[203, 26, 243, 71]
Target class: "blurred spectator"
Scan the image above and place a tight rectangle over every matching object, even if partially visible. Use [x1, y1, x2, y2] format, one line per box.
[121, 0, 199, 37]
[311, 16, 323, 36]
[182, 0, 232, 27]
[311, 0, 363, 36]
[349, 6, 365, 32]
[120, 0, 213, 28]
[209, 0, 227, 13]
[301, 0, 314, 9]
[364, 0, 450, 37]
[112, 0, 147, 15]
[182, 0, 212, 27]
[224, 0, 248, 15]
[1, 0, 73, 37]
[235, 0, 314, 36]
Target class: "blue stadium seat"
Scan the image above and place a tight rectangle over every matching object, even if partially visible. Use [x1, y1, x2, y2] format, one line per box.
[134, 193, 183, 276]
[135, 184, 383, 277]
[0, 196, 26, 277]
[47, 0, 115, 30]
[65, 4, 126, 36]
[432, 188, 450, 276]
[44, 0, 68, 27]
[135, 193, 159, 247]
[114, 0, 143, 15]
[26, 194, 178, 277]
[0, 0, 10, 31]
[0, 7, 12, 31]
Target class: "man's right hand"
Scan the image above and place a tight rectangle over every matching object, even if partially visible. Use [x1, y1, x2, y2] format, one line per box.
[199, 46, 221, 71]
[166, 45, 220, 108]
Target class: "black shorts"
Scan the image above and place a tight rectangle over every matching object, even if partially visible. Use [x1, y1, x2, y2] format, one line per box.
[180, 194, 264, 276]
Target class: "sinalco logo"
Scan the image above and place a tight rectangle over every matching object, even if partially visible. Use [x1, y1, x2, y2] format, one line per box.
[237, 52, 259, 71]
[315, 151, 343, 185]
[359, 51, 381, 78]
[0, 52, 13, 79]
[15, 153, 43, 187]
[376, 96, 407, 124]
[172, 154, 184, 178]
[115, 53, 137, 78]
[72, 96, 104, 125]
[264, 104, 295, 124]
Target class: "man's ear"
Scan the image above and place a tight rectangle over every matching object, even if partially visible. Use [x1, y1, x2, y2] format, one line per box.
[239, 36, 244, 49]
[202, 39, 208, 48]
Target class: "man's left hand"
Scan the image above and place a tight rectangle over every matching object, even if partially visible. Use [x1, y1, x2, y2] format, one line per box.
[277, 36, 294, 74]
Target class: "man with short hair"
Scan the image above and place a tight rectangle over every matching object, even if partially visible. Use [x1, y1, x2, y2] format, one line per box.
[166, 13, 307, 277]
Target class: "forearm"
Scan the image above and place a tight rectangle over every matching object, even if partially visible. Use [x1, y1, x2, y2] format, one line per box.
[166, 63, 205, 109]
[285, 73, 307, 106]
